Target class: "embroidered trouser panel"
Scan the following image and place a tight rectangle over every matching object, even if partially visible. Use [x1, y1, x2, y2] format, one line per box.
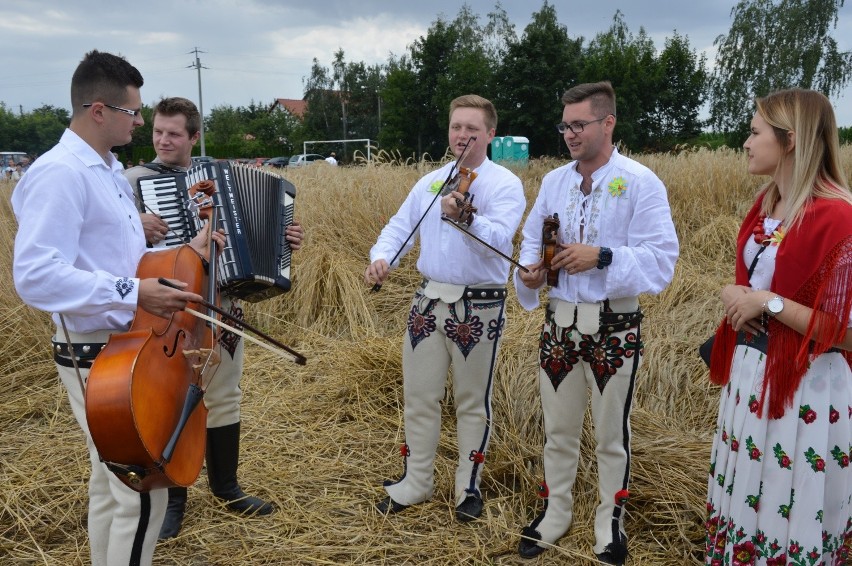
[385, 291, 506, 507]
[531, 314, 643, 554]
[204, 295, 244, 428]
[56, 361, 167, 566]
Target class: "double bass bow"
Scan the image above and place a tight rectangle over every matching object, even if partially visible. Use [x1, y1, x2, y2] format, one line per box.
[84, 180, 224, 492]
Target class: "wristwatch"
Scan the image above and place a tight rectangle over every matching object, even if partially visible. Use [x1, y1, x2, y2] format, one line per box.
[765, 295, 784, 317]
[597, 247, 613, 269]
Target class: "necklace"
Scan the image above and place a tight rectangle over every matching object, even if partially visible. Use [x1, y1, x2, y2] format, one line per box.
[752, 214, 786, 247]
[752, 214, 770, 246]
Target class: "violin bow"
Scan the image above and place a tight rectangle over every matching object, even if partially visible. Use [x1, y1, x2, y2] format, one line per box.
[439, 216, 529, 272]
[370, 136, 478, 293]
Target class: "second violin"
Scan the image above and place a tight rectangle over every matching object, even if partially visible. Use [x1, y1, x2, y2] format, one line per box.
[541, 213, 560, 287]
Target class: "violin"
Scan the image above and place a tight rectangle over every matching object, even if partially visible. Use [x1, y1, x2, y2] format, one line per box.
[442, 166, 478, 223]
[541, 213, 560, 287]
[85, 180, 221, 491]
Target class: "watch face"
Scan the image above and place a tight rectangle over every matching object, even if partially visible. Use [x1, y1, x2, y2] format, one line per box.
[767, 297, 784, 314]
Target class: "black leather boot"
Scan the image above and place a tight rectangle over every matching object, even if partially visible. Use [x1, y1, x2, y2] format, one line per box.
[158, 486, 187, 540]
[206, 422, 275, 515]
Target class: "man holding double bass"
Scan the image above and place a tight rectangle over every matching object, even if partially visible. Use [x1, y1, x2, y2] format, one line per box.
[11, 51, 223, 566]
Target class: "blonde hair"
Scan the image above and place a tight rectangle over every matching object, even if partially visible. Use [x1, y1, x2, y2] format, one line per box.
[755, 88, 852, 228]
[449, 95, 497, 131]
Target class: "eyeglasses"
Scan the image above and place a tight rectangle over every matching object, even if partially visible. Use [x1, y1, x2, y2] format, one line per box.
[82, 102, 142, 118]
[556, 116, 609, 135]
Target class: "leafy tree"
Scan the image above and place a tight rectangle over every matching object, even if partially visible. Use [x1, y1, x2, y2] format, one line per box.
[580, 11, 659, 150]
[495, 1, 581, 157]
[206, 104, 245, 147]
[650, 32, 708, 148]
[709, 0, 852, 144]
[301, 50, 385, 160]
[18, 105, 71, 156]
[378, 54, 419, 156]
[249, 104, 299, 154]
[385, 3, 504, 159]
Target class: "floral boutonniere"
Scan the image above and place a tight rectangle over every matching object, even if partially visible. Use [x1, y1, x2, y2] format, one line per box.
[428, 180, 444, 194]
[607, 176, 627, 197]
[766, 227, 786, 246]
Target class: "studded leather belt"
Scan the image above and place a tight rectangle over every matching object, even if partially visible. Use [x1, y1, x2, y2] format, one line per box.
[52, 341, 106, 369]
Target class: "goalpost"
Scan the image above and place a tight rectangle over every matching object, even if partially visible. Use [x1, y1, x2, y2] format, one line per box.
[303, 138, 374, 162]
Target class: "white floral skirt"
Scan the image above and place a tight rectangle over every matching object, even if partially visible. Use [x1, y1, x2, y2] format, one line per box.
[705, 345, 852, 565]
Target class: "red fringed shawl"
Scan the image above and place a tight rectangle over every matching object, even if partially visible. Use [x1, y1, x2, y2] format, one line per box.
[709, 195, 852, 418]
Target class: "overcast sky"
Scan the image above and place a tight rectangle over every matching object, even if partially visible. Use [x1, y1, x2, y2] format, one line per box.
[2, 0, 852, 128]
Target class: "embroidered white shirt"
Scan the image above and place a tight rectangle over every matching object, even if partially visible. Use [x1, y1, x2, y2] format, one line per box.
[514, 147, 679, 310]
[370, 159, 525, 286]
[12, 129, 149, 333]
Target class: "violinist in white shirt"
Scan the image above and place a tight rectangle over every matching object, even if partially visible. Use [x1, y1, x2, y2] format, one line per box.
[514, 81, 678, 564]
[365, 94, 525, 524]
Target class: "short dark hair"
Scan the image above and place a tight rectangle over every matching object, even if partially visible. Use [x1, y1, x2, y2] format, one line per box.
[561, 81, 617, 118]
[153, 97, 201, 137]
[70, 50, 143, 115]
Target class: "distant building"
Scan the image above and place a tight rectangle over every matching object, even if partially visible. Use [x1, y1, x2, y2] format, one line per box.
[270, 98, 307, 120]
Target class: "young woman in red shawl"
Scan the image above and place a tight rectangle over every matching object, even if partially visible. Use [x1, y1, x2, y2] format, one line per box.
[705, 88, 852, 565]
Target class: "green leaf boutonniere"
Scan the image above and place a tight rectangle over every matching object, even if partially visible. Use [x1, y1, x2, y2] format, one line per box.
[607, 176, 627, 197]
[428, 180, 444, 194]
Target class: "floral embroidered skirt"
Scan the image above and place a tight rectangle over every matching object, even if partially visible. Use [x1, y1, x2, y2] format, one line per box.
[705, 345, 852, 565]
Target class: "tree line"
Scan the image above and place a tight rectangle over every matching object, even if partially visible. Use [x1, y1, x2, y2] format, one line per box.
[1, 0, 850, 162]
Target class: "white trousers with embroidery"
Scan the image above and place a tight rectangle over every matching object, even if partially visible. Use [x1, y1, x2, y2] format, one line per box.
[203, 296, 244, 428]
[385, 292, 506, 507]
[528, 322, 642, 555]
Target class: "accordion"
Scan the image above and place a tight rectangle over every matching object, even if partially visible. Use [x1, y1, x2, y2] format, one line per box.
[136, 161, 295, 302]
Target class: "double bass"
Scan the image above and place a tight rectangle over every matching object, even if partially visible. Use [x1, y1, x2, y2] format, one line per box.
[85, 180, 221, 492]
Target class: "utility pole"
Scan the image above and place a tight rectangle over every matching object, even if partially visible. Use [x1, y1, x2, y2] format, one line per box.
[188, 47, 208, 156]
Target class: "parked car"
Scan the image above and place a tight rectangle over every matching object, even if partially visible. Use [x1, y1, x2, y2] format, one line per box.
[288, 153, 325, 167]
[264, 156, 290, 168]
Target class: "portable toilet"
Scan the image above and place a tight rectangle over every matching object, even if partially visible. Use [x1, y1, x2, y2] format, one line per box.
[502, 136, 514, 160]
[505, 136, 529, 162]
[490, 136, 503, 161]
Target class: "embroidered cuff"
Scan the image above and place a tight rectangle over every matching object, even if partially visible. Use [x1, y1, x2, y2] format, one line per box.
[113, 276, 140, 305]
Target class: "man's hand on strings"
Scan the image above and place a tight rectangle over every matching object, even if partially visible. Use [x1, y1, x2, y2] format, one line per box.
[187, 223, 227, 261]
[140, 212, 170, 245]
[551, 243, 598, 274]
[441, 191, 467, 218]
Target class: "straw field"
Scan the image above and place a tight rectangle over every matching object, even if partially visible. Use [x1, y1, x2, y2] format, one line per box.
[2, 147, 849, 565]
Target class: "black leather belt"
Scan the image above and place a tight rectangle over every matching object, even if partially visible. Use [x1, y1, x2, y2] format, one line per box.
[599, 310, 644, 333]
[52, 341, 106, 369]
[462, 287, 507, 299]
[418, 279, 507, 300]
[545, 302, 643, 334]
